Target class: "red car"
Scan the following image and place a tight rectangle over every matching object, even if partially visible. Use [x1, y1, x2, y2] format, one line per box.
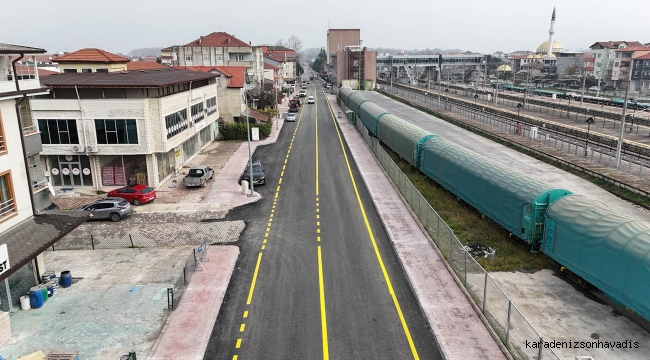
[107, 184, 156, 206]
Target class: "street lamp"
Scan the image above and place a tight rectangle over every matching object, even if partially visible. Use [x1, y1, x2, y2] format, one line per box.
[585, 116, 594, 156]
[444, 88, 449, 110]
[474, 93, 479, 107]
[358, 39, 363, 90]
[517, 102, 523, 135]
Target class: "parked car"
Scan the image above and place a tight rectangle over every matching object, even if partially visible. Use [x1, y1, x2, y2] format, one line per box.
[287, 112, 296, 122]
[183, 166, 214, 188]
[299, 90, 307, 97]
[76, 197, 132, 222]
[568, 84, 580, 90]
[601, 85, 615, 91]
[307, 96, 315, 104]
[588, 86, 600, 92]
[242, 161, 266, 185]
[301, 84, 307, 89]
[292, 96, 301, 106]
[107, 184, 156, 206]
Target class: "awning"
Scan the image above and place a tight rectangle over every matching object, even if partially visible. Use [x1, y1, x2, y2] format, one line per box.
[0, 211, 89, 281]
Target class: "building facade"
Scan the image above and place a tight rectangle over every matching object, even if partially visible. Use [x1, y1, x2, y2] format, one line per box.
[327, 29, 360, 66]
[589, 41, 644, 88]
[32, 68, 220, 189]
[54, 48, 130, 73]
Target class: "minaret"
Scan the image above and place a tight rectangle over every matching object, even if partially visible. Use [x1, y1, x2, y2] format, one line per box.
[546, 6, 556, 56]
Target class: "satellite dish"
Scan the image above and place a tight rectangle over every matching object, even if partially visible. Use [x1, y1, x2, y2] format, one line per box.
[47, 182, 56, 197]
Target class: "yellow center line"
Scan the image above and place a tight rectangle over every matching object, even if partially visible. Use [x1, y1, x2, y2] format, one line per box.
[324, 91, 420, 359]
[318, 246, 329, 360]
[240, 324, 245, 332]
[243, 311, 248, 318]
[236, 339, 242, 348]
[246, 252, 263, 305]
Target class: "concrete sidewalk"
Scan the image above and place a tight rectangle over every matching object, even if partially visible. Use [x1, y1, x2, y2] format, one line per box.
[148, 246, 239, 360]
[327, 94, 509, 360]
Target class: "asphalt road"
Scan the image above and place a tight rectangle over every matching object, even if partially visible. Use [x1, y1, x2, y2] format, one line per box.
[204, 80, 442, 360]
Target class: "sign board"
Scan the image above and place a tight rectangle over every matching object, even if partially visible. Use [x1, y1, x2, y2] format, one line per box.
[0, 244, 10, 276]
[51, 168, 60, 176]
[174, 146, 182, 169]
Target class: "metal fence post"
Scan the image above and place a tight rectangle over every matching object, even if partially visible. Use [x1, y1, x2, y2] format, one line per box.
[449, 230, 453, 264]
[437, 216, 440, 242]
[193, 248, 197, 266]
[505, 300, 512, 346]
[482, 272, 488, 314]
[167, 288, 174, 310]
[183, 266, 187, 285]
[538, 337, 544, 360]
[91, 234, 95, 250]
[129, 234, 134, 248]
[464, 250, 467, 286]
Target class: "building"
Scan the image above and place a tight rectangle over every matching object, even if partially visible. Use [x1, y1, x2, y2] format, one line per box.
[160, 47, 174, 66]
[169, 32, 264, 89]
[32, 68, 220, 189]
[0, 43, 88, 346]
[611, 46, 650, 89]
[327, 29, 360, 66]
[261, 46, 296, 85]
[631, 53, 650, 91]
[335, 46, 377, 89]
[55, 48, 130, 73]
[589, 41, 645, 87]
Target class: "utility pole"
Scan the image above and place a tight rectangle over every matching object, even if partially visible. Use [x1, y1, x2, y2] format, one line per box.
[580, 63, 587, 106]
[615, 86, 630, 169]
[596, 60, 605, 98]
[358, 39, 363, 90]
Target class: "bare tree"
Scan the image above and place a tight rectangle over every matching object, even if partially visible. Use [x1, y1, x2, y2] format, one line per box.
[275, 39, 285, 47]
[286, 35, 303, 55]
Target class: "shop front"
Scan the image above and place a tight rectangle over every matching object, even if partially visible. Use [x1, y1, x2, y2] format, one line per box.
[48, 155, 93, 187]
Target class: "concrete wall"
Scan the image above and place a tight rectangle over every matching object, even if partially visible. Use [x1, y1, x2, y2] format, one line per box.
[217, 87, 245, 123]
[58, 63, 127, 73]
[327, 29, 360, 65]
[0, 99, 34, 232]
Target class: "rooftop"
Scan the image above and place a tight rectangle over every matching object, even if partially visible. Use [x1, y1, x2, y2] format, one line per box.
[39, 68, 218, 88]
[173, 66, 246, 88]
[126, 61, 166, 70]
[184, 32, 250, 48]
[0, 43, 46, 55]
[55, 48, 130, 63]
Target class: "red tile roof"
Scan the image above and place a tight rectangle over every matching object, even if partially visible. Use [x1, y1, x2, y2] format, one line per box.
[264, 63, 279, 70]
[127, 62, 166, 70]
[615, 46, 650, 52]
[214, 66, 246, 88]
[591, 41, 644, 49]
[172, 65, 220, 72]
[634, 53, 650, 60]
[185, 32, 250, 48]
[245, 108, 270, 122]
[55, 48, 130, 63]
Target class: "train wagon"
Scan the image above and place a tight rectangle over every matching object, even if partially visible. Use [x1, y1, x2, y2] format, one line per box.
[419, 137, 571, 246]
[376, 113, 435, 167]
[358, 101, 390, 136]
[340, 87, 355, 108]
[543, 195, 650, 323]
[348, 92, 369, 117]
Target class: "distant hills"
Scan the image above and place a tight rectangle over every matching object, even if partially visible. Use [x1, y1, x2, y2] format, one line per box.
[128, 47, 163, 57]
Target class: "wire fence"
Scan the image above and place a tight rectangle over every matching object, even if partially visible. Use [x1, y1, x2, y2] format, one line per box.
[350, 106, 559, 360]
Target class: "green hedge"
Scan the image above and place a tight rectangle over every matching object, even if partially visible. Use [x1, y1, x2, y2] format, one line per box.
[220, 122, 272, 140]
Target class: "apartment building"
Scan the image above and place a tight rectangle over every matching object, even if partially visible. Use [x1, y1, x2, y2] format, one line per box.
[169, 32, 263, 89]
[0, 43, 88, 344]
[55, 48, 130, 73]
[589, 41, 644, 88]
[32, 68, 220, 189]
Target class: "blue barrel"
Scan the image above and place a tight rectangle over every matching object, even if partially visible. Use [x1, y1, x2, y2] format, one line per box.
[46, 284, 54, 297]
[29, 288, 44, 309]
[60, 271, 72, 288]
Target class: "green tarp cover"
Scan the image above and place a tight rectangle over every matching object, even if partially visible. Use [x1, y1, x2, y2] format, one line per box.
[348, 92, 368, 115]
[544, 195, 650, 321]
[378, 114, 434, 167]
[359, 102, 389, 135]
[419, 137, 557, 239]
[340, 88, 355, 107]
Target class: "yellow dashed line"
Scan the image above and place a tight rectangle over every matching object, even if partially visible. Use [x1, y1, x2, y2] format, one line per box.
[279, 178, 283, 184]
[316, 202, 319, 207]
[317, 236, 321, 242]
[317, 221, 320, 226]
[263, 239, 267, 244]
[284, 159, 287, 164]
[317, 229, 321, 234]
[265, 233, 268, 237]
[317, 215, 320, 219]
[317, 209, 319, 212]
[240, 324, 245, 332]
[233, 355, 238, 360]
[243, 311, 248, 318]
[261, 245, 265, 250]
[266, 228, 270, 232]
[236, 339, 242, 348]
[277, 186, 281, 192]
[281, 171, 284, 176]
[267, 222, 271, 227]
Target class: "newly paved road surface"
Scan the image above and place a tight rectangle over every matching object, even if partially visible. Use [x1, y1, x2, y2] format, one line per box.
[204, 82, 442, 359]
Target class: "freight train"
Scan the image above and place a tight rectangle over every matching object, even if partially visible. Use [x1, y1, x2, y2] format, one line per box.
[339, 87, 650, 325]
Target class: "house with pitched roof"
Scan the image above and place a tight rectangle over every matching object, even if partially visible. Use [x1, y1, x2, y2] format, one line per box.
[31, 68, 220, 189]
[589, 41, 644, 87]
[0, 43, 88, 342]
[173, 66, 246, 124]
[54, 48, 131, 73]
[169, 32, 264, 89]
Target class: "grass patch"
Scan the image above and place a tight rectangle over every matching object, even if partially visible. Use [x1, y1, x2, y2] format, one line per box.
[383, 145, 555, 272]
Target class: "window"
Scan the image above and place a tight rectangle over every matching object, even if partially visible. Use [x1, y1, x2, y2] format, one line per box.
[95, 119, 138, 144]
[96, 68, 109, 73]
[185, 53, 193, 62]
[615, 62, 619, 67]
[0, 111, 6, 155]
[234, 54, 245, 61]
[81, 68, 92, 73]
[63, 69, 78, 73]
[0, 171, 16, 220]
[216, 54, 223, 61]
[37, 119, 79, 144]
[164, 109, 188, 139]
[216, 77, 221, 87]
[203, 54, 210, 62]
[206, 97, 217, 116]
[191, 103, 205, 123]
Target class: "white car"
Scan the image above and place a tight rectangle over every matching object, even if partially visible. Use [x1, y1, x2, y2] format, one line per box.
[307, 96, 314, 104]
[286, 113, 296, 122]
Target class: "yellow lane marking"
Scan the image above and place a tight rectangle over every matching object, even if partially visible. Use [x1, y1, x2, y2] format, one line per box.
[243, 311, 248, 318]
[261, 245, 265, 250]
[240, 324, 245, 332]
[284, 159, 287, 165]
[316, 89, 319, 197]
[279, 178, 283, 184]
[318, 246, 329, 359]
[277, 186, 281, 193]
[233, 356, 238, 360]
[266, 228, 270, 232]
[263, 239, 267, 244]
[317, 215, 320, 219]
[325, 93, 420, 359]
[236, 339, 242, 348]
[317, 229, 320, 234]
[281, 171, 284, 176]
[317, 221, 320, 226]
[317, 236, 321, 242]
[246, 252, 263, 305]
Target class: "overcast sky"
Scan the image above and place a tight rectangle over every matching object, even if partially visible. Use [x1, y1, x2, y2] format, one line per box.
[5, 0, 650, 55]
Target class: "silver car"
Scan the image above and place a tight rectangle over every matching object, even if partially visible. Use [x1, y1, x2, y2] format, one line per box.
[76, 197, 133, 222]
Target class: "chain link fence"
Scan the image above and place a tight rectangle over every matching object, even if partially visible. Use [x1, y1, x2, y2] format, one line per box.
[350, 107, 559, 359]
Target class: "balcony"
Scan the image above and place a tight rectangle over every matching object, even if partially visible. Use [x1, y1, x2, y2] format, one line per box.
[24, 128, 42, 156]
[0, 198, 16, 220]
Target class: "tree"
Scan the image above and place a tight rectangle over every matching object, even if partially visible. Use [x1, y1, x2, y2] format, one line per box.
[286, 35, 303, 55]
[311, 48, 327, 73]
[585, 75, 598, 88]
[275, 39, 285, 47]
[247, 81, 276, 109]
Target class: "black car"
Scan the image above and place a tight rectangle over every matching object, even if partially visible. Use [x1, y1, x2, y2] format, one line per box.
[242, 161, 266, 185]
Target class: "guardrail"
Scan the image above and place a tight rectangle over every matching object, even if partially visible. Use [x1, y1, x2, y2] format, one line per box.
[346, 106, 559, 359]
